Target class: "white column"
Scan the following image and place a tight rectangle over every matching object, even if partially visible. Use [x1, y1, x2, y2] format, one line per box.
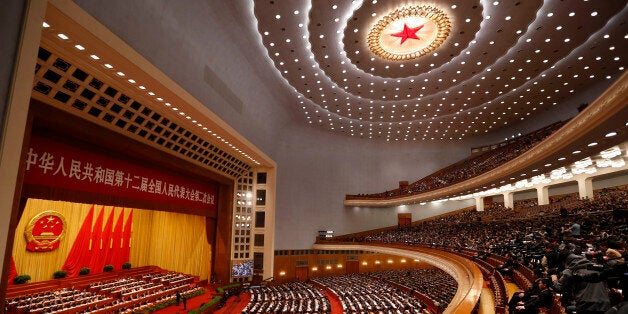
[503, 192, 514, 209]
[0, 0, 47, 296]
[475, 196, 484, 211]
[577, 176, 594, 200]
[537, 186, 549, 205]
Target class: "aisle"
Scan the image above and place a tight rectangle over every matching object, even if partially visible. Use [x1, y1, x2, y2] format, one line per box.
[214, 292, 251, 314]
[478, 286, 496, 314]
[322, 289, 344, 314]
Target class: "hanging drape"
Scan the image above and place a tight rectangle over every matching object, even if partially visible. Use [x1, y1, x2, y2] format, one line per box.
[14, 200, 210, 282]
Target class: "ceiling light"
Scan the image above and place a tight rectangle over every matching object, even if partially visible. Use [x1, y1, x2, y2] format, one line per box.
[103, 63, 113, 69]
[90, 54, 100, 60]
[74, 44, 85, 50]
[42, 22, 50, 28]
[605, 131, 617, 137]
[57, 33, 69, 40]
[600, 146, 621, 159]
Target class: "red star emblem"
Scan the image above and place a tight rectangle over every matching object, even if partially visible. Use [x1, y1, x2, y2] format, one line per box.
[390, 23, 424, 44]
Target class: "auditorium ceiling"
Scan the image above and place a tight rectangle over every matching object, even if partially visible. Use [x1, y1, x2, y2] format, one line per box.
[33, 0, 627, 189]
[253, 0, 627, 142]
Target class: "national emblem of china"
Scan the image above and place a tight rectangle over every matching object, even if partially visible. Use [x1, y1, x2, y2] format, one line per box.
[367, 5, 451, 61]
[25, 211, 67, 252]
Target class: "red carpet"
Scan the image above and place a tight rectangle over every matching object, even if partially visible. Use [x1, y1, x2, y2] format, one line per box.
[323, 288, 344, 314]
[152, 286, 216, 314]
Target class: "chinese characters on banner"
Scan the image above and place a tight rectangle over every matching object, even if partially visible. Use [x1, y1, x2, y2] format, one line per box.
[24, 136, 217, 211]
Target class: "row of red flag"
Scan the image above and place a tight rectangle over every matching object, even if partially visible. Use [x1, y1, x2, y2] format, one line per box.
[9, 205, 133, 283]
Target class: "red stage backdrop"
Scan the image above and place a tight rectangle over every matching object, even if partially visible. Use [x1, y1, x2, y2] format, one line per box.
[24, 136, 217, 211]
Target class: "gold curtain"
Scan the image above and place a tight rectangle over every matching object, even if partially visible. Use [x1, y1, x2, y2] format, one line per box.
[13, 199, 211, 282]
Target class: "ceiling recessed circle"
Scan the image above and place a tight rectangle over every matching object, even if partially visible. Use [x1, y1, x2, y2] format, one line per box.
[367, 5, 451, 61]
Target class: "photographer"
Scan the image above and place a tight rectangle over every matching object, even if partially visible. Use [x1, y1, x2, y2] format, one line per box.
[551, 249, 610, 313]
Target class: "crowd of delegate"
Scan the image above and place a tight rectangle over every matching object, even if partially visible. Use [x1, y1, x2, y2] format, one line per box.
[5, 271, 199, 314]
[347, 120, 566, 200]
[312, 274, 430, 314]
[339, 187, 628, 313]
[242, 281, 331, 313]
[368, 268, 457, 311]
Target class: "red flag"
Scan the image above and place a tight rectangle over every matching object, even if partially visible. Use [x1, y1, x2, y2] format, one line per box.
[88, 206, 105, 273]
[122, 210, 133, 264]
[8, 256, 18, 285]
[62, 205, 94, 277]
[98, 208, 115, 272]
[108, 209, 124, 268]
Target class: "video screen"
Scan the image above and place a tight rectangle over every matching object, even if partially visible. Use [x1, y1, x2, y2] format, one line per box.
[232, 260, 253, 277]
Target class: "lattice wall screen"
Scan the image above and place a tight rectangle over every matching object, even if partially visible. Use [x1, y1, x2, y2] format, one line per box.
[33, 46, 251, 179]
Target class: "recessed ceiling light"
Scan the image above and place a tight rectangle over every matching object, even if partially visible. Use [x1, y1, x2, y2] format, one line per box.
[42, 22, 50, 28]
[588, 142, 598, 147]
[275, 14, 281, 19]
[57, 33, 69, 40]
[590, 11, 598, 16]
[573, 150, 581, 154]
[104, 63, 113, 69]
[605, 131, 617, 137]
[74, 44, 85, 50]
[89, 54, 100, 60]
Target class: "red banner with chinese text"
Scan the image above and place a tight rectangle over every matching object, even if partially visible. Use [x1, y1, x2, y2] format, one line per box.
[24, 136, 217, 211]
